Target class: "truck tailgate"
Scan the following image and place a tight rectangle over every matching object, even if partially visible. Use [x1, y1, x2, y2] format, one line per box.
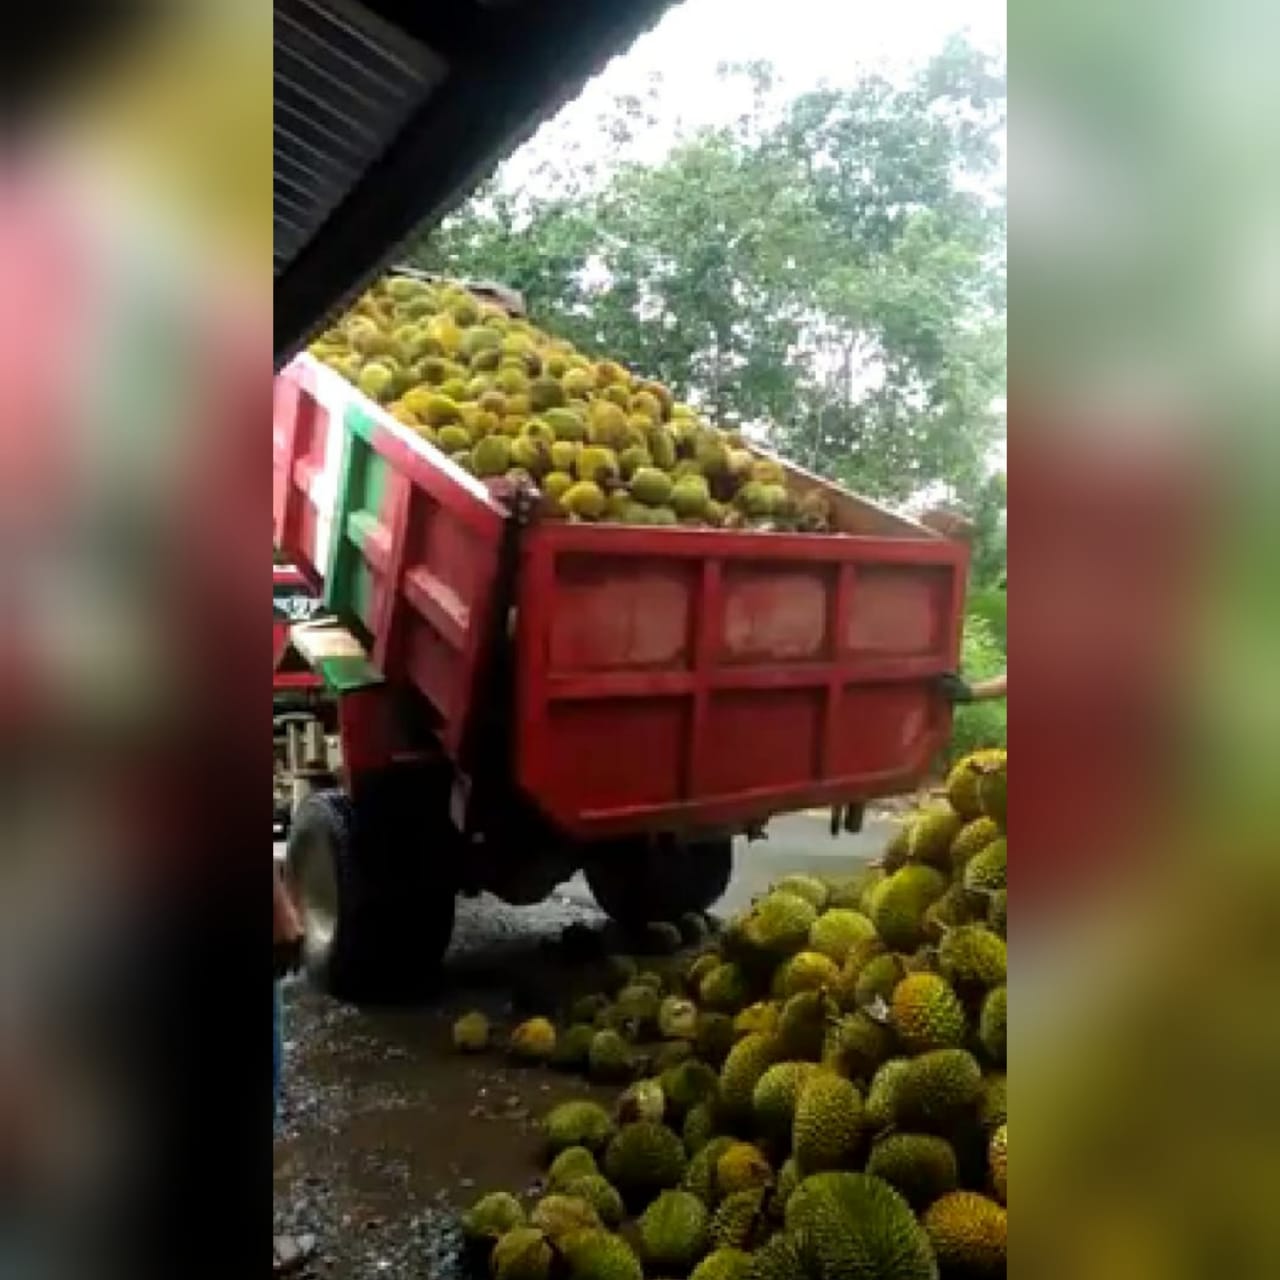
[514, 522, 967, 837]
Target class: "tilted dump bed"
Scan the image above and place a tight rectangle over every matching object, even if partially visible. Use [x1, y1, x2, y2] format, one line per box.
[274, 355, 968, 836]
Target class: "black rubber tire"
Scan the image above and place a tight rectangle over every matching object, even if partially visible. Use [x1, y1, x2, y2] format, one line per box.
[584, 835, 734, 928]
[285, 785, 456, 1004]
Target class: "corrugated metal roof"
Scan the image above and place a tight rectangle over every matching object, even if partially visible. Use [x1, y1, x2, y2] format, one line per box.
[273, 0, 445, 277]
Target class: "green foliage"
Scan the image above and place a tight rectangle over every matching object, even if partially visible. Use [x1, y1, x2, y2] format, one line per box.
[411, 39, 1005, 507]
[949, 613, 1006, 763]
[966, 586, 1007, 651]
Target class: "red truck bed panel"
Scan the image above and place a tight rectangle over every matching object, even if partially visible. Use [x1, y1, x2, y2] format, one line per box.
[514, 524, 965, 836]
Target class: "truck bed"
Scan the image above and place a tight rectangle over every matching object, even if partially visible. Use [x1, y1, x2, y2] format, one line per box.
[274, 355, 968, 836]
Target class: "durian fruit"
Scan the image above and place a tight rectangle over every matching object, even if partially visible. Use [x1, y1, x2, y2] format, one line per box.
[688, 952, 723, 992]
[793, 1073, 863, 1173]
[975, 750, 1007, 825]
[733, 1001, 781, 1039]
[563, 480, 607, 520]
[922, 884, 987, 941]
[630, 465, 674, 507]
[784, 1171, 938, 1280]
[617, 1079, 665, 1126]
[869, 865, 949, 951]
[715, 1142, 773, 1198]
[551, 1023, 596, 1071]
[771, 1157, 801, 1221]
[558, 1228, 644, 1280]
[549, 440, 579, 473]
[671, 474, 712, 518]
[356, 361, 396, 401]
[548, 1146, 599, 1190]
[963, 838, 1007, 893]
[775, 990, 839, 1062]
[988, 889, 1007, 936]
[807, 908, 877, 965]
[853, 953, 908, 1012]
[544, 1100, 616, 1155]
[659, 1059, 720, 1121]
[922, 1191, 1007, 1277]
[638, 1189, 710, 1273]
[560, 1175, 626, 1228]
[938, 924, 1007, 989]
[682, 1136, 737, 1206]
[772, 951, 840, 999]
[510, 1017, 557, 1063]
[906, 806, 964, 869]
[822, 1012, 893, 1083]
[864, 1058, 911, 1134]
[530, 1194, 602, 1242]
[589, 1030, 636, 1083]
[708, 1188, 771, 1251]
[977, 1073, 1007, 1132]
[437, 423, 471, 453]
[946, 749, 1006, 822]
[490, 1226, 554, 1280]
[751, 1062, 821, 1142]
[452, 1010, 490, 1052]
[950, 816, 1001, 870]
[718, 1033, 780, 1124]
[576, 445, 621, 486]
[658, 996, 700, 1041]
[834, 937, 889, 1011]
[881, 822, 913, 873]
[740, 892, 818, 958]
[771, 874, 830, 910]
[742, 1230, 806, 1280]
[460, 1191, 525, 1246]
[570, 992, 610, 1024]
[473, 434, 512, 478]
[988, 1123, 1007, 1203]
[699, 962, 751, 1013]
[689, 1247, 753, 1280]
[614, 983, 662, 1037]
[978, 985, 1007, 1066]
[653, 1042, 695, 1076]
[603, 1121, 689, 1206]
[695, 1013, 737, 1068]
[683, 1103, 715, 1155]
[865, 1133, 960, 1210]
[889, 973, 969, 1054]
[892, 1048, 983, 1132]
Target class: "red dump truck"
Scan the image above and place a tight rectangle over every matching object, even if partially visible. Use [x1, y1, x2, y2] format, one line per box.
[274, 350, 968, 1001]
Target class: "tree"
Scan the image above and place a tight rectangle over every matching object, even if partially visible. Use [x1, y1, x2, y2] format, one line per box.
[411, 36, 1005, 506]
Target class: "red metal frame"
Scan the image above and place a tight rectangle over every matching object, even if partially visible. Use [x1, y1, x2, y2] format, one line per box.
[273, 564, 324, 696]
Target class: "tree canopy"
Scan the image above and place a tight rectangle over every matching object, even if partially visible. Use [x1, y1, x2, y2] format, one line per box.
[411, 36, 1005, 519]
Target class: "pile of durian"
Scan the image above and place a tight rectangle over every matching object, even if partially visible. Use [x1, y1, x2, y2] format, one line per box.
[306, 274, 833, 531]
[451, 748, 1008, 1279]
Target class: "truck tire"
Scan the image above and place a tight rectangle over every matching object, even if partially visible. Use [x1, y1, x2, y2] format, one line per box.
[285, 786, 456, 1004]
[585, 836, 733, 928]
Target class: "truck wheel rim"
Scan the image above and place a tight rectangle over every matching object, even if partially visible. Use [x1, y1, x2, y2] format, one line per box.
[295, 832, 339, 956]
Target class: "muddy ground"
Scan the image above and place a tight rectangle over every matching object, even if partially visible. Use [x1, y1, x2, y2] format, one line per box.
[273, 812, 890, 1277]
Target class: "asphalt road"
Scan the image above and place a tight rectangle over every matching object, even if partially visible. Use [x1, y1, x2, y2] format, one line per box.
[272, 808, 899, 1278]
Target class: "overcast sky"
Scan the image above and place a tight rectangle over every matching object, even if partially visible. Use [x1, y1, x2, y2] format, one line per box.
[505, 0, 1006, 189]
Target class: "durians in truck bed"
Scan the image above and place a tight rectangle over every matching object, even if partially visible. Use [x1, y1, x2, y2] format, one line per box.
[311, 273, 835, 531]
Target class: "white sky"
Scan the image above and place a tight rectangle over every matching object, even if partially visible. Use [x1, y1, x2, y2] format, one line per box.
[509, 0, 1006, 176]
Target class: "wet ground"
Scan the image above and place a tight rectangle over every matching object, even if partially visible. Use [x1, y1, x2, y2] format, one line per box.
[273, 811, 894, 1277]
